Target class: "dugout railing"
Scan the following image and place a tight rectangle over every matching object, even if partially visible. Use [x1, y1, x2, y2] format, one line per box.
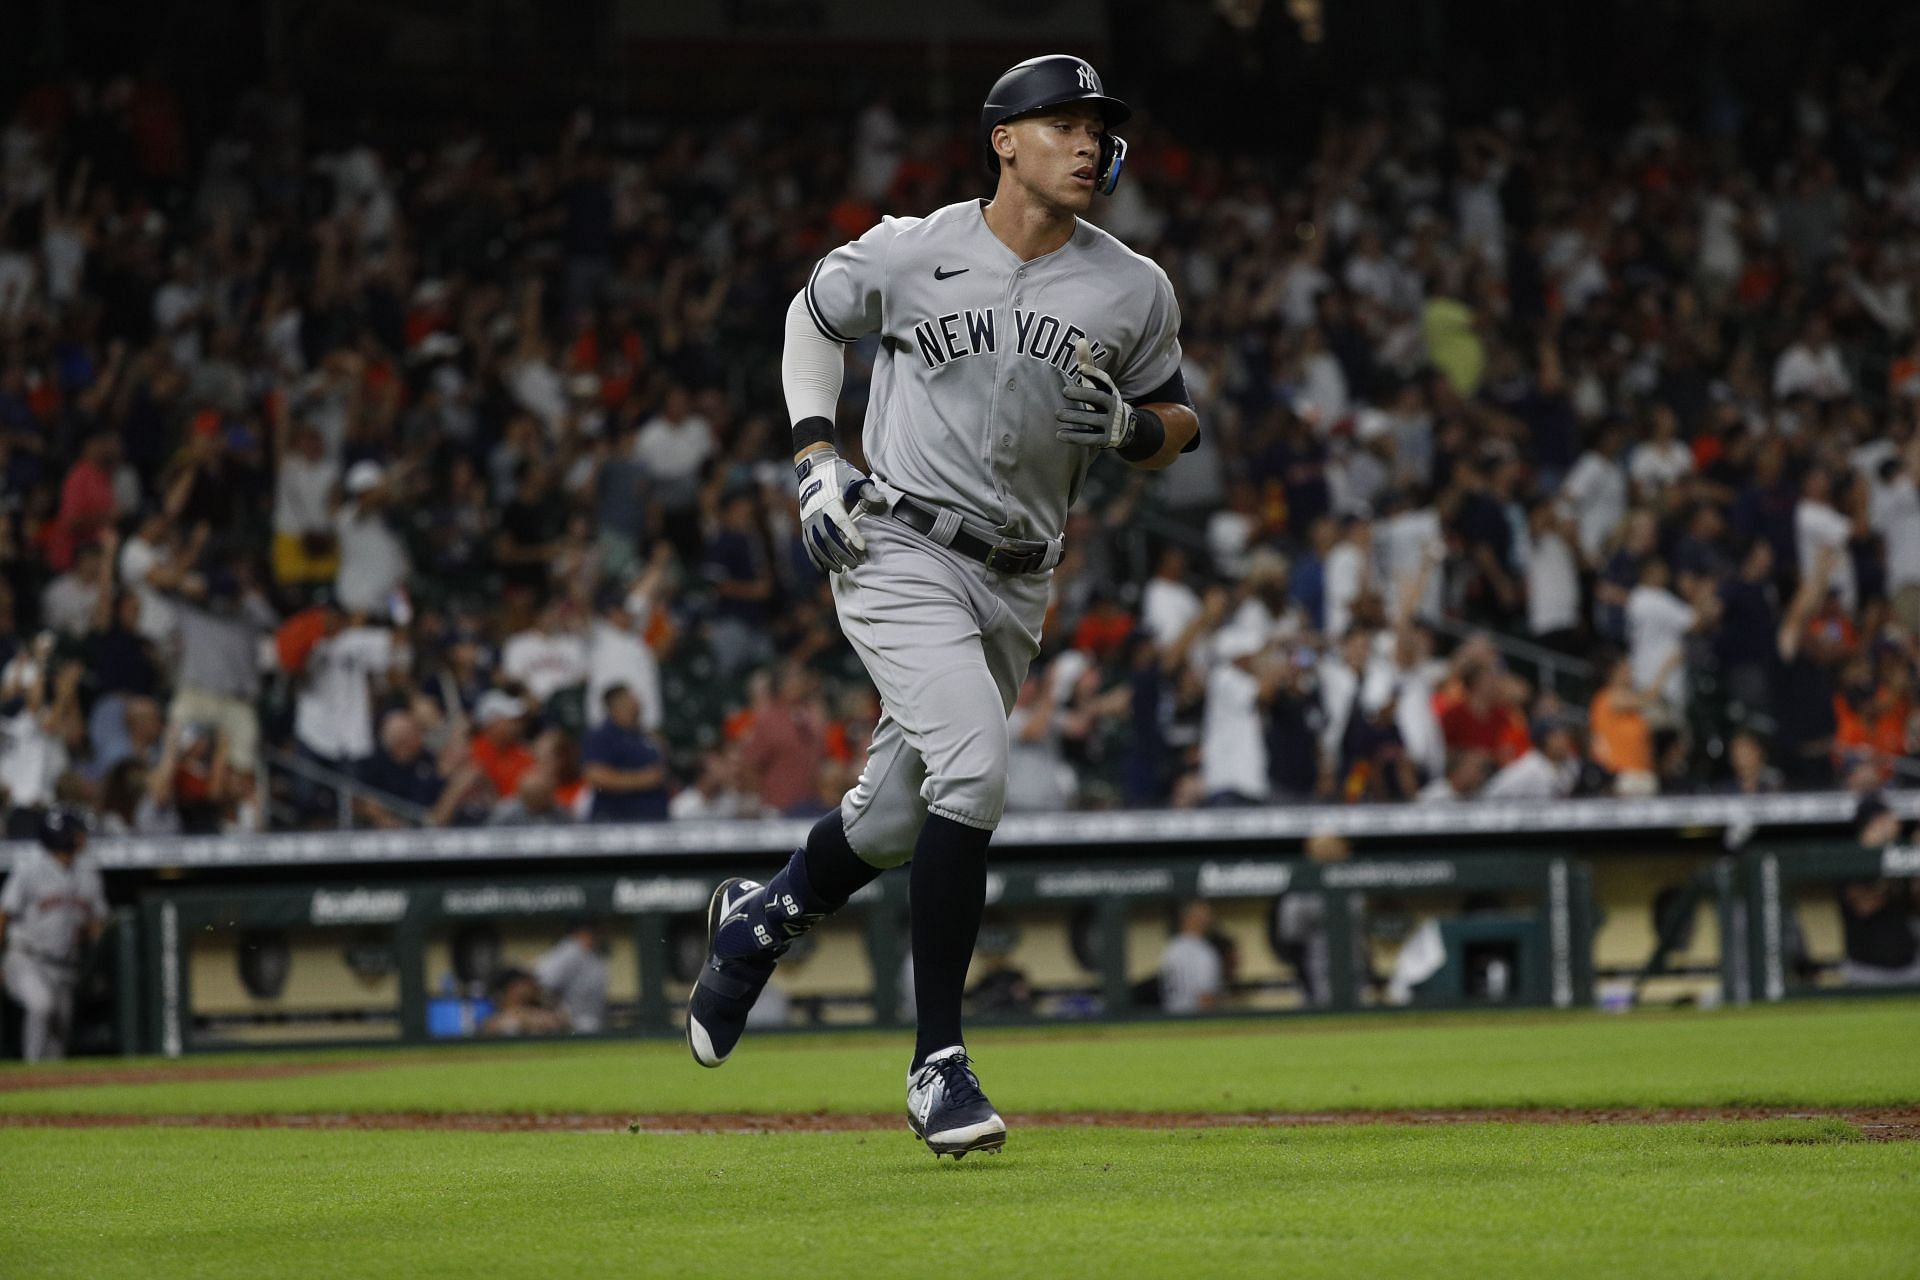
[135, 852, 1596, 1056]
[1740, 841, 1920, 1002]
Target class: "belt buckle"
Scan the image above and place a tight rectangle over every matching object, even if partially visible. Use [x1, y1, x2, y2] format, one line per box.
[984, 543, 1036, 574]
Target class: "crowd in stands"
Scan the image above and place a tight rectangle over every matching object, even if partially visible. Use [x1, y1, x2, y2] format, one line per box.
[0, 58, 1916, 835]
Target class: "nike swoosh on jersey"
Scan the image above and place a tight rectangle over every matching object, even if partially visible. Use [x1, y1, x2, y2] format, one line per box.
[933, 266, 969, 280]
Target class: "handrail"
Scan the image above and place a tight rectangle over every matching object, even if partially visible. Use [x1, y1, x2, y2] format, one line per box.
[262, 746, 435, 829]
[1424, 616, 1595, 694]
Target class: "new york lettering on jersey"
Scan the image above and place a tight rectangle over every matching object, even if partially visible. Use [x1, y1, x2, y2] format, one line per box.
[911, 307, 1111, 374]
[805, 200, 1183, 541]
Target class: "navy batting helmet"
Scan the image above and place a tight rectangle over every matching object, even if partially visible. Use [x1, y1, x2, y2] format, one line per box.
[980, 54, 1131, 195]
[38, 805, 87, 854]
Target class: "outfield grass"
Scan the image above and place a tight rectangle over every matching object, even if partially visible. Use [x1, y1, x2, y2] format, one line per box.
[2, 999, 1916, 1116]
[3, 1122, 1916, 1279]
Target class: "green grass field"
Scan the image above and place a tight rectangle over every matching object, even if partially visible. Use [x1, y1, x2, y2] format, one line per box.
[4, 1000, 1918, 1278]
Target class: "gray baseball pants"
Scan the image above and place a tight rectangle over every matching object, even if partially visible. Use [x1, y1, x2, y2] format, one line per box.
[830, 516, 1048, 865]
[4, 952, 76, 1062]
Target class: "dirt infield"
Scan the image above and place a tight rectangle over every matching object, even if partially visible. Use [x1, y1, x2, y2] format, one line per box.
[4, 1107, 1917, 1140]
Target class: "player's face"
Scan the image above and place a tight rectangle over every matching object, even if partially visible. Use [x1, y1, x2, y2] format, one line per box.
[1005, 106, 1105, 212]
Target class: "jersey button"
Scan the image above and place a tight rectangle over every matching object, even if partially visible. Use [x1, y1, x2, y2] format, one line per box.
[1001, 434, 1013, 446]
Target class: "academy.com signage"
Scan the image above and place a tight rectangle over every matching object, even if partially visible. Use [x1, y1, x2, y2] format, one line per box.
[1035, 869, 1174, 898]
[443, 886, 588, 915]
[310, 888, 410, 924]
[1322, 862, 1457, 889]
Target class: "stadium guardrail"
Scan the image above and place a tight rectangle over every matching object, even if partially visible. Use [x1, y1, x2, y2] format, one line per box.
[18, 789, 1916, 874]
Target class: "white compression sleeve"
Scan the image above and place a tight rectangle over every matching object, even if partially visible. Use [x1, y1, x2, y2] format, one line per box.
[782, 290, 845, 427]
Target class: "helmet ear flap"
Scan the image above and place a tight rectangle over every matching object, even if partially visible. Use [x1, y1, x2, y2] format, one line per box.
[1095, 133, 1128, 196]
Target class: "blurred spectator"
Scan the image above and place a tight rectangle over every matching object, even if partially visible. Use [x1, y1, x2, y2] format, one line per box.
[1836, 795, 1920, 988]
[488, 762, 572, 826]
[469, 690, 536, 802]
[583, 685, 668, 822]
[586, 553, 666, 733]
[741, 663, 828, 817]
[334, 459, 414, 618]
[668, 746, 758, 820]
[355, 710, 447, 828]
[701, 486, 776, 681]
[1200, 626, 1273, 805]
[1158, 899, 1224, 1015]
[1721, 730, 1783, 796]
[1482, 721, 1584, 800]
[1588, 653, 1662, 795]
[534, 920, 609, 1033]
[0, 650, 85, 836]
[293, 616, 401, 779]
[479, 967, 569, 1036]
[502, 596, 589, 714]
[156, 556, 276, 775]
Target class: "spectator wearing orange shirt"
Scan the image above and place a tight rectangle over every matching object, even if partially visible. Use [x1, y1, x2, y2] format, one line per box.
[468, 690, 536, 801]
[1833, 656, 1913, 783]
[1588, 651, 1678, 795]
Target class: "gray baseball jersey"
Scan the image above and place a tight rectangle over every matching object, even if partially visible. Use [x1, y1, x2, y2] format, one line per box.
[0, 845, 107, 965]
[805, 199, 1184, 543]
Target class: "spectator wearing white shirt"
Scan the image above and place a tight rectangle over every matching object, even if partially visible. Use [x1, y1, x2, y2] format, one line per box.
[1626, 560, 1713, 709]
[1524, 499, 1583, 654]
[1199, 626, 1272, 805]
[1559, 421, 1629, 563]
[1772, 314, 1853, 401]
[271, 420, 340, 588]
[1158, 900, 1224, 1015]
[293, 622, 402, 772]
[1481, 722, 1583, 800]
[586, 580, 662, 734]
[668, 746, 760, 820]
[1323, 515, 1373, 642]
[1140, 546, 1202, 646]
[1627, 405, 1693, 502]
[502, 596, 591, 709]
[333, 459, 414, 617]
[1870, 437, 1920, 636]
[1795, 469, 1858, 614]
[119, 506, 191, 662]
[1376, 493, 1444, 624]
[633, 382, 714, 534]
[1416, 750, 1492, 803]
[1225, 549, 1305, 655]
[39, 543, 103, 640]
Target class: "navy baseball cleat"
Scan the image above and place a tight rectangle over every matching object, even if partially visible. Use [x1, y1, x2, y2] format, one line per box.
[906, 1046, 1007, 1159]
[686, 878, 784, 1067]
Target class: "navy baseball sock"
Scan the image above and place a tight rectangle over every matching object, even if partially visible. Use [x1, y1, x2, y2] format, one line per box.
[799, 808, 884, 904]
[752, 809, 881, 947]
[909, 813, 993, 1070]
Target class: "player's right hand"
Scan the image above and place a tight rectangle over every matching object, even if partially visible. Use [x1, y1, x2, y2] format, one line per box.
[796, 448, 884, 573]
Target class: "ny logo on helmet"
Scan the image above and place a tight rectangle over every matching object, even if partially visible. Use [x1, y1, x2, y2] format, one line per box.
[1076, 63, 1099, 91]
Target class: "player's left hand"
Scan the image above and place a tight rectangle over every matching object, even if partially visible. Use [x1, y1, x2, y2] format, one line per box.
[1055, 338, 1136, 451]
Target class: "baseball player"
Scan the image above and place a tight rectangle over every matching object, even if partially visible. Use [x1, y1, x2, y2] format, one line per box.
[0, 807, 108, 1062]
[688, 54, 1197, 1158]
